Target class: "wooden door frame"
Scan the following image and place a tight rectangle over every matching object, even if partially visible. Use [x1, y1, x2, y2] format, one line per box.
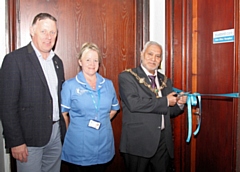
[136, 0, 149, 66]
[165, 0, 191, 170]
[236, 0, 240, 171]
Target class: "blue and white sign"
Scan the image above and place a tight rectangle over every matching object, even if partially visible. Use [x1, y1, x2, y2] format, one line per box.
[213, 29, 234, 44]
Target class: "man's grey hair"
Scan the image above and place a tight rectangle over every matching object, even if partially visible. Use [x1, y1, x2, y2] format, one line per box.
[141, 41, 162, 54]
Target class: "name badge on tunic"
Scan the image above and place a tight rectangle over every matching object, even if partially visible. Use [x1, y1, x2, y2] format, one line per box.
[88, 119, 101, 130]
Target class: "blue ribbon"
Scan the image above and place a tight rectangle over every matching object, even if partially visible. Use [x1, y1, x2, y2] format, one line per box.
[173, 87, 239, 142]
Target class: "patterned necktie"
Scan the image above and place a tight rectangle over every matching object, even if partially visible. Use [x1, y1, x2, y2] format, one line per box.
[148, 75, 156, 89]
[149, 75, 164, 129]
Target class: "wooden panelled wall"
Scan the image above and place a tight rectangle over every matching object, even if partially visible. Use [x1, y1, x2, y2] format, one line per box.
[166, 0, 240, 171]
[7, 0, 149, 172]
[6, 0, 240, 171]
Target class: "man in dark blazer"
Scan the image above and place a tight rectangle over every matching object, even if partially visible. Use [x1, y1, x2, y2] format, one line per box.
[118, 41, 187, 172]
[0, 13, 66, 172]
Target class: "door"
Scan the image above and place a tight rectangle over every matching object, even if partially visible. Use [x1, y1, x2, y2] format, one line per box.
[166, 0, 239, 171]
[194, 0, 237, 171]
[7, 0, 148, 171]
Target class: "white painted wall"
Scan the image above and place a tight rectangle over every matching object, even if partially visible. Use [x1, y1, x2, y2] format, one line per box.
[150, 0, 165, 74]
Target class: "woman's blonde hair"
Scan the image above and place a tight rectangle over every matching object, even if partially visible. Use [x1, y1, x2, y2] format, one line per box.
[78, 42, 102, 64]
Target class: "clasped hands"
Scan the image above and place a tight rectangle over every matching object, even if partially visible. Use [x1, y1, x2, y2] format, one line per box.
[167, 92, 187, 107]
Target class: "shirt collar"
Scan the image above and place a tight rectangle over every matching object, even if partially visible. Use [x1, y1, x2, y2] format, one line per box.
[141, 64, 158, 76]
[75, 71, 105, 86]
[31, 41, 55, 61]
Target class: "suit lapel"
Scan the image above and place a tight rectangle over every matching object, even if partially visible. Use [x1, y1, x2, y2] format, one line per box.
[157, 72, 167, 96]
[136, 66, 151, 85]
[135, 66, 154, 94]
[27, 43, 49, 88]
[52, 56, 64, 91]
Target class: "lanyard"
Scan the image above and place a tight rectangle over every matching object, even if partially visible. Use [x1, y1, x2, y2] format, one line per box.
[89, 89, 100, 120]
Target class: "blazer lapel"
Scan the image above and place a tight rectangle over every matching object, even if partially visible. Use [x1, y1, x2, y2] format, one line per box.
[136, 66, 152, 85]
[157, 72, 167, 96]
[52, 56, 64, 91]
[135, 66, 154, 94]
[27, 43, 49, 88]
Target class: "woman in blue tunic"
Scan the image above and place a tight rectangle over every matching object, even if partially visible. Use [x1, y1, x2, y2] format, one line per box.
[61, 42, 120, 172]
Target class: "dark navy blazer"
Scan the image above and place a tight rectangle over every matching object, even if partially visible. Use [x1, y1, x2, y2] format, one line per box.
[0, 43, 66, 148]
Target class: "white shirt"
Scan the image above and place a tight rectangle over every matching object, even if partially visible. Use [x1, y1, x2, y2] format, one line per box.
[31, 42, 59, 121]
[141, 64, 165, 129]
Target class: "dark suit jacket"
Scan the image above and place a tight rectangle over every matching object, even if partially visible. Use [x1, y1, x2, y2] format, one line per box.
[118, 66, 184, 158]
[0, 43, 66, 148]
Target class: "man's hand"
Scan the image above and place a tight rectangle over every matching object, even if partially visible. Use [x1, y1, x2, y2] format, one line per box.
[167, 92, 180, 106]
[11, 144, 28, 162]
[177, 92, 188, 104]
